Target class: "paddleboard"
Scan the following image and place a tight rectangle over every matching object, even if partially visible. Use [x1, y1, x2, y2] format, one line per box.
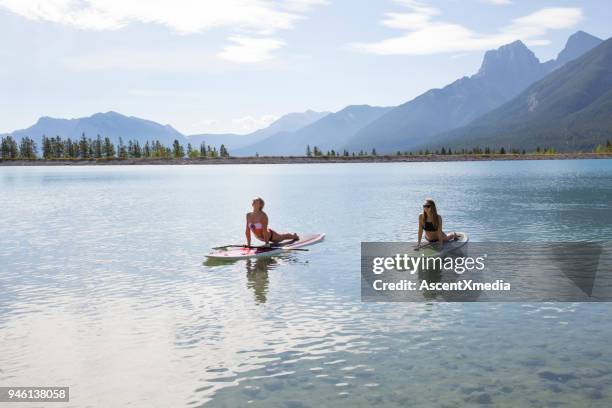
[416, 231, 469, 257]
[206, 233, 325, 260]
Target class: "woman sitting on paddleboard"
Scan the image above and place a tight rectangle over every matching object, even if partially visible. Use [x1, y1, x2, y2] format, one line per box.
[246, 197, 298, 247]
[417, 198, 459, 249]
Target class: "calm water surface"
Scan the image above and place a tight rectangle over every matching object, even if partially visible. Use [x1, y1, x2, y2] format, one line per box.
[1, 160, 612, 407]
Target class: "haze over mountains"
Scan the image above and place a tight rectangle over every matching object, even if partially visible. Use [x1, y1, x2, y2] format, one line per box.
[234, 105, 392, 156]
[4, 31, 610, 155]
[188, 110, 329, 151]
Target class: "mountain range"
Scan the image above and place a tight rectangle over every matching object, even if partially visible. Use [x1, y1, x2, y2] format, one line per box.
[346, 31, 602, 153]
[421, 36, 612, 152]
[234, 105, 392, 156]
[187, 110, 329, 151]
[3, 31, 609, 155]
[6, 111, 186, 147]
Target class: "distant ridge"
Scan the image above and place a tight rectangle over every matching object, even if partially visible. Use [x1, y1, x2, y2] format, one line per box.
[234, 105, 392, 156]
[543, 31, 604, 69]
[8, 111, 186, 146]
[5, 110, 330, 152]
[187, 110, 329, 150]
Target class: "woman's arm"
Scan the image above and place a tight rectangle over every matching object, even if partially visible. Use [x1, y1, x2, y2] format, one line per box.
[245, 213, 251, 247]
[417, 214, 423, 248]
[437, 215, 444, 246]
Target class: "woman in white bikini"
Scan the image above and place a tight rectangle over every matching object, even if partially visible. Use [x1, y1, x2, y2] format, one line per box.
[246, 197, 298, 247]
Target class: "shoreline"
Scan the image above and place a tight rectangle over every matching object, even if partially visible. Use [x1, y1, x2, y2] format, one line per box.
[1, 152, 611, 166]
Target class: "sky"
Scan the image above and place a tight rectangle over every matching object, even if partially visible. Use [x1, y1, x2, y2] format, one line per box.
[1, 0, 611, 135]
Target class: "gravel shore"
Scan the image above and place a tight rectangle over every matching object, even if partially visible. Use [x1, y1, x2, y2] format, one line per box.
[1, 153, 611, 166]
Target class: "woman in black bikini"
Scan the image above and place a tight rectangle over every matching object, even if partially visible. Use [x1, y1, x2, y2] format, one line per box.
[417, 198, 459, 249]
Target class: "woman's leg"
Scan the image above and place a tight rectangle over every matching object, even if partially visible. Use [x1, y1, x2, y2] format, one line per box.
[270, 230, 299, 243]
[440, 231, 459, 242]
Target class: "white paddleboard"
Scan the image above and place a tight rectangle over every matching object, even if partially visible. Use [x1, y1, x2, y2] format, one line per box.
[206, 233, 325, 260]
[416, 231, 469, 257]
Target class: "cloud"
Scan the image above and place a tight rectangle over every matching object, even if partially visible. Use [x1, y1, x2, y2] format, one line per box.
[0, 0, 327, 63]
[283, 0, 330, 12]
[480, 0, 512, 5]
[192, 114, 279, 134]
[0, 0, 302, 33]
[218, 36, 286, 63]
[351, 1, 582, 56]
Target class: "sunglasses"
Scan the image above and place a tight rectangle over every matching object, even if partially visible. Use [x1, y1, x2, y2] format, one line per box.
[423, 204, 431, 208]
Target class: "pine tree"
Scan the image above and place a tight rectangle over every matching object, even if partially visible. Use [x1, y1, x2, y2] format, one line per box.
[172, 139, 184, 158]
[52, 136, 63, 158]
[118, 137, 127, 159]
[7, 136, 18, 158]
[79, 133, 89, 159]
[134, 141, 142, 158]
[306, 145, 312, 157]
[42, 136, 51, 159]
[219, 144, 229, 157]
[188, 143, 200, 158]
[103, 137, 115, 158]
[19, 137, 37, 159]
[94, 135, 103, 158]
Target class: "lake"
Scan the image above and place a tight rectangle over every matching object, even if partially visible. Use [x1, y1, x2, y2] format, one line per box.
[1, 160, 612, 407]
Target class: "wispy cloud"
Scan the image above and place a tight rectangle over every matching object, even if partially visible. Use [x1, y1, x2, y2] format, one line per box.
[351, 1, 582, 55]
[283, 0, 330, 13]
[218, 36, 286, 63]
[0, 0, 326, 63]
[479, 0, 512, 5]
[0, 0, 300, 33]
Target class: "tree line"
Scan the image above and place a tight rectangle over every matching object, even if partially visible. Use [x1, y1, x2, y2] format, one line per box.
[305, 141, 612, 157]
[2, 135, 611, 160]
[0, 134, 230, 160]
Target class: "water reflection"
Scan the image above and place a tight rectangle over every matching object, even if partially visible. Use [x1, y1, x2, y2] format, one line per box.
[203, 255, 287, 304]
[245, 258, 277, 304]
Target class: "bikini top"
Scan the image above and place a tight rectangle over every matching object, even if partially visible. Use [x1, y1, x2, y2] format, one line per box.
[423, 221, 437, 232]
[422, 215, 439, 232]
